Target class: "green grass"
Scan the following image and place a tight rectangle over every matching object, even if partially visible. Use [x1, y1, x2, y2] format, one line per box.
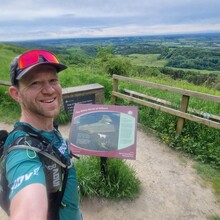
[0, 45, 26, 81]
[0, 87, 20, 123]
[208, 216, 220, 220]
[0, 49, 17, 81]
[141, 74, 220, 96]
[75, 156, 141, 200]
[171, 66, 220, 75]
[127, 54, 168, 67]
[196, 163, 220, 220]
[194, 163, 220, 201]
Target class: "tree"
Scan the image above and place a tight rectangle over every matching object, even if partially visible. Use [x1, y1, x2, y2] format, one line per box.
[105, 57, 131, 76]
[97, 46, 113, 62]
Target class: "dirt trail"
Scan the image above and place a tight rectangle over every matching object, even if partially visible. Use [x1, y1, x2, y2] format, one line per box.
[0, 122, 220, 220]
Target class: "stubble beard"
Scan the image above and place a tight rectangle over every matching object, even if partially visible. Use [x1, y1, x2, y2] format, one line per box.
[22, 95, 62, 119]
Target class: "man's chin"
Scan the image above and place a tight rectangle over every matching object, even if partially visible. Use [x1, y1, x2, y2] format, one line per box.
[42, 109, 60, 119]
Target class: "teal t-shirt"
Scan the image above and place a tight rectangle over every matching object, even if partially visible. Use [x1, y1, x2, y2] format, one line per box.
[4, 122, 82, 220]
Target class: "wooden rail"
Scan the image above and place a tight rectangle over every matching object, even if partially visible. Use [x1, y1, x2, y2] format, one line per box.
[0, 80, 11, 86]
[111, 74, 220, 132]
[124, 89, 220, 122]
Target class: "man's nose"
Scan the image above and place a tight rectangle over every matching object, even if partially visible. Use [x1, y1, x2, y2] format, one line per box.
[41, 82, 55, 94]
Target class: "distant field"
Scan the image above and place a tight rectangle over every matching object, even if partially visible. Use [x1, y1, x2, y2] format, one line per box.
[127, 54, 220, 75]
[127, 54, 168, 67]
[171, 67, 220, 75]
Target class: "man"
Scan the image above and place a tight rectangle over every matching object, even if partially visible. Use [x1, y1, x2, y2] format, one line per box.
[3, 49, 82, 220]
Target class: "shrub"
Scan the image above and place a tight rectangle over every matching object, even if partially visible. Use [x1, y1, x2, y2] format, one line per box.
[105, 57, 131, 76]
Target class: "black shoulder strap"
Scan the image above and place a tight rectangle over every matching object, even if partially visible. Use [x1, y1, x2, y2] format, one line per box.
[0, 130, 8, 157]
[49, 167, 69, 220]
[13, 125, 52, 147]
[12, 125, 71, 167]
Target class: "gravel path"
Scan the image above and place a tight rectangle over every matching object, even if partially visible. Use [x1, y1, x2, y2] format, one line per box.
[0, 122, 220, 220]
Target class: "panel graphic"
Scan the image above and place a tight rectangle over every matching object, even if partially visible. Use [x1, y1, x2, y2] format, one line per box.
[69, 104, 138, 160]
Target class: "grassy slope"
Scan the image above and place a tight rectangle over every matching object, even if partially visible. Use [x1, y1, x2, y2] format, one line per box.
[127, 54, 167, 67]
[0, 47, 18, 81]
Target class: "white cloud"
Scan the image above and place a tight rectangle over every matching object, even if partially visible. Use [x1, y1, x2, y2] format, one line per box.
[0, 0, 220, 41]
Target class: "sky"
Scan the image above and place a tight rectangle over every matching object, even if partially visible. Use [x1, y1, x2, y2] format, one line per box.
[0, 0, 220, 41]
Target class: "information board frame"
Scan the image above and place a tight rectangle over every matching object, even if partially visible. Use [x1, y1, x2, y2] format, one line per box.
[69, 103, 138, 160]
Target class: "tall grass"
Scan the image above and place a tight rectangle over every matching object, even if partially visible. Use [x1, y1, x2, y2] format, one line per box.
[75, 156, 141, 200]
[59, 65, 113, 100]
[0, 45, 26, 81]
[0, 87, 20, 123]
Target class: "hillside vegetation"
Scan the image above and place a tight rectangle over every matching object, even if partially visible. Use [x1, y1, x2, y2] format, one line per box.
[0, 35, 220, 174]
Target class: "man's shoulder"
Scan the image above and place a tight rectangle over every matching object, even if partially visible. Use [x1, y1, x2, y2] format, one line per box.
[4, 122, 28, 148]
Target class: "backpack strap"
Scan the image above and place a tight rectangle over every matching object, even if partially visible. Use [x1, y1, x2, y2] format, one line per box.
[0, 130, 8, 157]
[48, 166, 69, 220]
[14, 125, 72, 166]
[5, 144, 73, 169]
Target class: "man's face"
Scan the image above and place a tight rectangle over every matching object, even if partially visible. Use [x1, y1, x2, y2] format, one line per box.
[17, 65, 62, 119]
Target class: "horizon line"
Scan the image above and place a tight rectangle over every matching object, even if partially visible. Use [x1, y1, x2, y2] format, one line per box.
[1, 31, 220, 43]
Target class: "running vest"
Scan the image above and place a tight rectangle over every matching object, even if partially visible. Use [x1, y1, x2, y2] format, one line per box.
[0, 124, 72, 220]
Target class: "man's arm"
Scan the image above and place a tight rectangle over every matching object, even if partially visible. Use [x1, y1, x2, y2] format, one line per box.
[10, 183, 48, 220]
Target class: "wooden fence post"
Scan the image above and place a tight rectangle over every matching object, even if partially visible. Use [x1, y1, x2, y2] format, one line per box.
[176, 95, 190, 133]
[111, 76, 118, 104]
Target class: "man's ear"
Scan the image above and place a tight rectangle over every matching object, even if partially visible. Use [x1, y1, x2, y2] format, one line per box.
[9, 86, 20, 102]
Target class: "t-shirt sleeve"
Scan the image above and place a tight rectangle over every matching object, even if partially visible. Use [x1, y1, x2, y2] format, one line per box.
[5, 148, 46, 200]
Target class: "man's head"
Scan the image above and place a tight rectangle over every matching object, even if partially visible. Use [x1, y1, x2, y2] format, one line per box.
[10, 49, 67, 86]
[9, 50, 67, 124]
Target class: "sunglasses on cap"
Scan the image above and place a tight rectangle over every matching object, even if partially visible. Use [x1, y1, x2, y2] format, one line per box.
[18, 49, 60, 70]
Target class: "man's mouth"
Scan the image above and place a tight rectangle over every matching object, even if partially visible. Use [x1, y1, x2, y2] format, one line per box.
[41, 98, 56, 103]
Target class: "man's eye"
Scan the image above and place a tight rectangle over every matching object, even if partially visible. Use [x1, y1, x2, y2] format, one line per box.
[50, 79, 59, 84]
[31, 81, 42, 87]
[33, 81, 40, 85]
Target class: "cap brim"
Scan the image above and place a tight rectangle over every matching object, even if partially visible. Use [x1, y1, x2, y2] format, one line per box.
[16, 62, 67, 80]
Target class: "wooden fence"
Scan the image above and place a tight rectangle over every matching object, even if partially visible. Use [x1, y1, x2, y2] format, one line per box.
[0, 80, 11, 86]
[111, 74, 220, 133]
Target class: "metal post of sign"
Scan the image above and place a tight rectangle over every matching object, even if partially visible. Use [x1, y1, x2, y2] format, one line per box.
[100, 157, 108, 179]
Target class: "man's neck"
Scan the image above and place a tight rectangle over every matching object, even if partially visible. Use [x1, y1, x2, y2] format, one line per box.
[20, 114, 54, 131]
